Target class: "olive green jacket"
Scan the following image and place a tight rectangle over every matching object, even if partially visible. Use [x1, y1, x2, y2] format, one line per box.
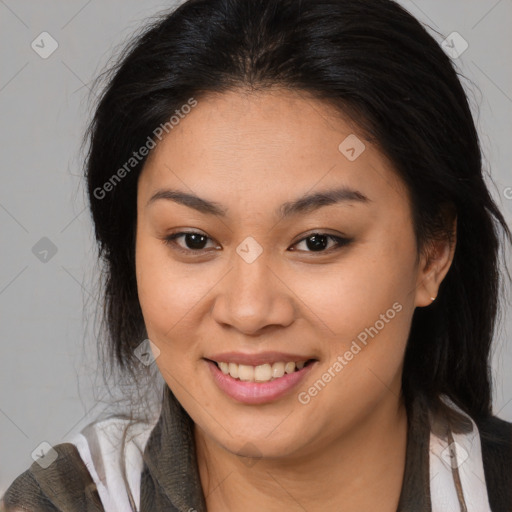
[2, 386, 511, 511]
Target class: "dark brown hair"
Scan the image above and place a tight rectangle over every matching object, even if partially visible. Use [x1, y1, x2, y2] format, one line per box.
[84, 0, 511, 423]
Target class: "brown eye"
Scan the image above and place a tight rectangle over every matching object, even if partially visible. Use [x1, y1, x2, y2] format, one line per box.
[163, 231, 218, 253]
[291, 233, 351, 253]
[163, 230, 351, 256]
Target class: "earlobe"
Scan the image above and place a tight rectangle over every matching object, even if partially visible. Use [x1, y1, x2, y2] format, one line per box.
[414, 213, 457, 308]
[414, 266, 438, 308]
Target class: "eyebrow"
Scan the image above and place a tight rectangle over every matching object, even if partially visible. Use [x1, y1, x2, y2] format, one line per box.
[146, 186, 370, 220]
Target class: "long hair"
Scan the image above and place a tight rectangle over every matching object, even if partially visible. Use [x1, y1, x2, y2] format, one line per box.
[84, 0, 511, 423]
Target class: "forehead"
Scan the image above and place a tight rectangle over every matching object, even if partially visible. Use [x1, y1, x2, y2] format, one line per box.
[138, 89, 408, 214]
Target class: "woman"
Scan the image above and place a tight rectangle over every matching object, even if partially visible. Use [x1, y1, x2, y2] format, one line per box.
[2, 0, 511, 510]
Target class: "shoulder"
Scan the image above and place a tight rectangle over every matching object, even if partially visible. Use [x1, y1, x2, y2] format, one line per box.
[477, 414, 512, 443]
[70, 415, 158, 511]
[476, 414, 512, 511]
[1, 442, 104, 511]
[1, 415, 158, 512]
[477, 413, 512, 463]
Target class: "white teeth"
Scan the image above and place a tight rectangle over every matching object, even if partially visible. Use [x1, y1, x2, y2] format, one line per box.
[228, 362, 239, 379]
[254, 363, 272, 382]
[216, 360, 310, 382]
[284, 362, 296, 374]
[238, 364, 254, 381]
[272, 362, 285, 379]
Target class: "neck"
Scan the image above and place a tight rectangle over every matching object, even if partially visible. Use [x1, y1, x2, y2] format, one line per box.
[194, 395, 408, 512]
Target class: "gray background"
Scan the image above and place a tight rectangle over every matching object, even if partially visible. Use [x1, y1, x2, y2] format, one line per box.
[1, 0, 511, 495]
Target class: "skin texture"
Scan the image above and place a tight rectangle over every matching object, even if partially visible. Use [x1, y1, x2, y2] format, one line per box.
[135, 88, 456, 512]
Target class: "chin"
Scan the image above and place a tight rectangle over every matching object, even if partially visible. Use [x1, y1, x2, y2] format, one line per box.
[209, 422, 312, 460]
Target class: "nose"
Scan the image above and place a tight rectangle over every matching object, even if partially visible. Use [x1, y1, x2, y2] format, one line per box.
[210, 248, 296, 336]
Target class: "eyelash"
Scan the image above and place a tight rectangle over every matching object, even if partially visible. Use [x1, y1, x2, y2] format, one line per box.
[162, 231, 351, 256]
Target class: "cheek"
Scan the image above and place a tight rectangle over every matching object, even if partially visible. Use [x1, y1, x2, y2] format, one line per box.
[289, 235, 416, 404]
[135, 235, 217, 353]
[293, 247, 414, 343]
[296, 267, 412, 421]
[135, 236, 186, 337]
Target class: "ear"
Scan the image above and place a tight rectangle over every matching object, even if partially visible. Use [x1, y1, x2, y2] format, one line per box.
[414, 209, 457, 308]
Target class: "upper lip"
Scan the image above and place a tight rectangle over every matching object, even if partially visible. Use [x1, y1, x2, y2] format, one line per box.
[205, 351, 317, 366]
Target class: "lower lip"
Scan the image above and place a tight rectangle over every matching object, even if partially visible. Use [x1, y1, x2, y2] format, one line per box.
[206, 360, 316, 405]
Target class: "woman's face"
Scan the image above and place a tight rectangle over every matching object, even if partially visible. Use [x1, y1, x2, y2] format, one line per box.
[135, 89, 445, 459]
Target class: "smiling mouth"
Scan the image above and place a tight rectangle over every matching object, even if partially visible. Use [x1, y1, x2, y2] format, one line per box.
[207, 359, 317, 383]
